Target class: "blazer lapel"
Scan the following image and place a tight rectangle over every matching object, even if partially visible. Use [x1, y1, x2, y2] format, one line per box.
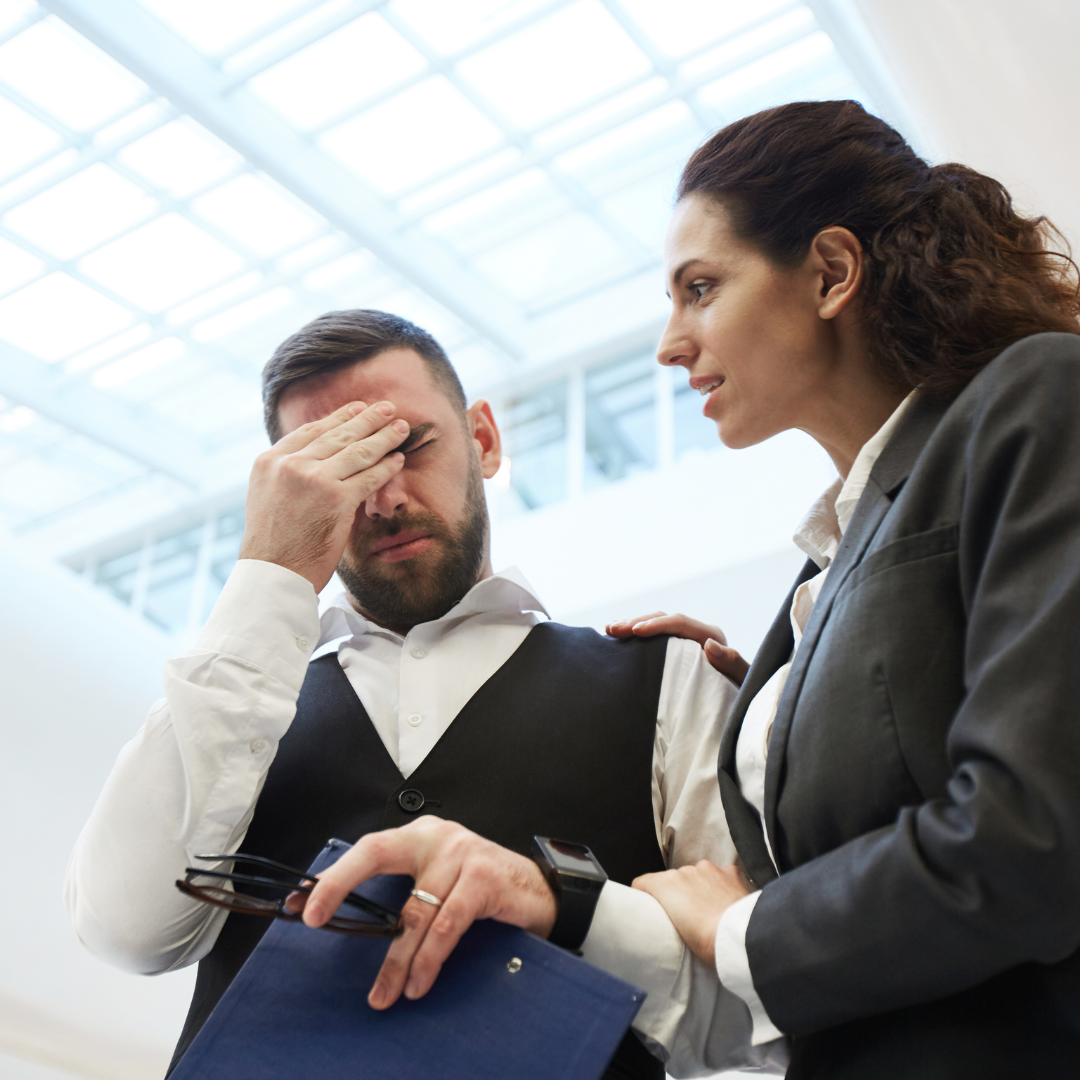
[718, 558, 818, 887]
[760, 396, 949, 868]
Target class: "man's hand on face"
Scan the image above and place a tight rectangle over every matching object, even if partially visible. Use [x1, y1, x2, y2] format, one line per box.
[295, 817, 557, 1009]
[239, 400, 410, 593]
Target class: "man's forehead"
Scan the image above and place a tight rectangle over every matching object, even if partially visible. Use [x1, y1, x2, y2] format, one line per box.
[279, 348, 446, 430]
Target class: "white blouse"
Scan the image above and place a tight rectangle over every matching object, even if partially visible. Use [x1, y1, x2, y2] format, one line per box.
[715, 392, 917, 1045]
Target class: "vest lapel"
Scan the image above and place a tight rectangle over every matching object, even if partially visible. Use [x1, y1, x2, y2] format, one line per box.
[760, 396, 949, 867]
[718, 559, 818, 888]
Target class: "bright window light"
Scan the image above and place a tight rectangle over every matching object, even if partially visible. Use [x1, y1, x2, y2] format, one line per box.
[0, 16, 147, 132]
[164, 269, 264, 327]
[472, 210, 626, 304]
[118, 117, 243, 198]
[2, 162, 158, 260]
[191, 173, 324, 257]
[191, 285, 294, 342]
[388, 0, 555, 56]
[63, 323, 154, 375]
[320, 75, 505, 194]
[457, 1, 650, 130]
[697, 30, 836, 110]
[680, 7, 817, 83]
[90, 336, 186, 389]
[0, 0, 36, 37]
[600, 167, 683, 250]
[79, 212, 246, 312]
[135, 0, 310, 56]
[0, 96, 64, 181]
[617, 0, 796, 59]
[422, 167, 563, 254]
[302, 251, 373, 291]
[0, 404, 37, 435]
[0, 235, 45, 296]
[554, 100, 695, 175]
[0, 271, 134, 361]
[248, 12, 428, 130]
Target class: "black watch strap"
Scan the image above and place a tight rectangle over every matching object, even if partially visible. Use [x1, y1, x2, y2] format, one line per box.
[531, 837, 608, 952]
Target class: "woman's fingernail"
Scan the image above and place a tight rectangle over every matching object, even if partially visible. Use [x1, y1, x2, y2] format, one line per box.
[404, 977, 420, 999]
[706, 638, 721, 651]
[304, 901, 323, 925]
[377, 401, 394, 416]
[369, 982, 386, 1008]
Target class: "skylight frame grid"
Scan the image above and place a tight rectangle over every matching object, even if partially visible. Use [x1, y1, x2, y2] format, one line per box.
[388, 0, 807, 225]
[376, 4, 654, 267]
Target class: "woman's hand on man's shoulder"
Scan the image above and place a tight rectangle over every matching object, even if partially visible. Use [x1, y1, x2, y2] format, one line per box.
[606, 611, 749, 687]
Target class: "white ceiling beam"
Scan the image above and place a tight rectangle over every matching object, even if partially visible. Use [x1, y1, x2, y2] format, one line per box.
[38, 0, 528, 359]
[0, 343, 207, 487]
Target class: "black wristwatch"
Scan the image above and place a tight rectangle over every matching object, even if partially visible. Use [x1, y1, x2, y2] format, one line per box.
[531, 836, 608, 952]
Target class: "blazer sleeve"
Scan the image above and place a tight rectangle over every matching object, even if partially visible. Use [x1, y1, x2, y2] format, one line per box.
[745, 333, 1080, 1035]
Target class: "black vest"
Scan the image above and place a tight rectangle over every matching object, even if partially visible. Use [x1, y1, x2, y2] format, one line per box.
[171, 623, 669, 1079]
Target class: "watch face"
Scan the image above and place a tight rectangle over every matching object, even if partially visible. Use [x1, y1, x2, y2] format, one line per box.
[545, 839, 602, 877]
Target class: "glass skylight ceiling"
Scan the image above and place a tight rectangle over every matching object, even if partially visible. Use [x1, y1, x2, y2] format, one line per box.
[0, 0, 883, 556]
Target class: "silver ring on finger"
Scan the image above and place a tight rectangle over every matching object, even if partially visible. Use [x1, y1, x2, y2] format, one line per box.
[410, 888, 443, 907]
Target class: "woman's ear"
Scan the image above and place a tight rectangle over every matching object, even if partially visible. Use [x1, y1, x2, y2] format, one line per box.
[810, 226, 864, 320]
[467, 399, 502, 479]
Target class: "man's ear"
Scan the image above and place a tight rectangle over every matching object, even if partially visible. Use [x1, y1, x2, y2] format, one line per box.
[466, 399, 502, 480]
[810, 226, 863, 320]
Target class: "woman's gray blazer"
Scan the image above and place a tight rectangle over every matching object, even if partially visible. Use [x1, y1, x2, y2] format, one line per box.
[719, 333, 1080, 1078]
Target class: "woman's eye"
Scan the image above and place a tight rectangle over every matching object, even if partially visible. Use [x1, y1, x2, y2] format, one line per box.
[689, 281, 709, 300]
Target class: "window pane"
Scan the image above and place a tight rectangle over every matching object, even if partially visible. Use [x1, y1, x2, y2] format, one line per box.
[94, 547, 140, 605]
[584, 354, 655, 490]
[143, 523, 203, 631]
[503, 382, 567, 512]
[203, 507, 244, 620]
[674, 379, 719, 458]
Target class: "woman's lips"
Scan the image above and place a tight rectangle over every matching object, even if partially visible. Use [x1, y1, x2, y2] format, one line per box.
[689, 375, 725, 415]
[370, 534, 433, 563]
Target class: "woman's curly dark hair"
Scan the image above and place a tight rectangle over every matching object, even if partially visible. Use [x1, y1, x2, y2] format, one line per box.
[678, 100, 1080, 398]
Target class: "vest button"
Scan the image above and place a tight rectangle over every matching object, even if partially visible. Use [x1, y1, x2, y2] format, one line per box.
[398, 789, 425, 813]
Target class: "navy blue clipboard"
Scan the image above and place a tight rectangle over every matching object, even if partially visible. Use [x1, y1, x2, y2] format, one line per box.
[171, 839, 647, 1080]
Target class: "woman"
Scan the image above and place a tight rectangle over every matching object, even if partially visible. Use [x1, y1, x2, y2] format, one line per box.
[609, 99, 1080, 1078]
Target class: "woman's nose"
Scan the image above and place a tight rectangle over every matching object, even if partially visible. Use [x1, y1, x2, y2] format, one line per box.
[656, 316, 694, 368]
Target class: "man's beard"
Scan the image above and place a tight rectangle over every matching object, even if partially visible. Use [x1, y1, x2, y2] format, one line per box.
[337, 462, 488, 630]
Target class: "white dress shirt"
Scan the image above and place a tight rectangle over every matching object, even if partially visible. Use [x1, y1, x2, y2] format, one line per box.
[66, 561, 780, 1075]
[714, 392, 917, 1045]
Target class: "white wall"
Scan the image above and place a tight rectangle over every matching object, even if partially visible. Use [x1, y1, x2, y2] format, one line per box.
[851, 0, 1080, 248]
[492, 430, 836, 659]
[0, 536, 194, 1078]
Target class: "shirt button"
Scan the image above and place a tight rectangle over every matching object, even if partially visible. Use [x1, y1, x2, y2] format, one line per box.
[296, 635, 309, 651]
[249, 738, 267, 754]
[407, 713, 424, 727]
[410, 648, 427, 659]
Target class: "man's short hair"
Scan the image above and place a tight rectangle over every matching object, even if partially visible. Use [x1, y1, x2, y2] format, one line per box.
[262, 309, 468, 443]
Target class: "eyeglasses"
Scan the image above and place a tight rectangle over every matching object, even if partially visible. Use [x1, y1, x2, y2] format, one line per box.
[175, 853, 402, 936]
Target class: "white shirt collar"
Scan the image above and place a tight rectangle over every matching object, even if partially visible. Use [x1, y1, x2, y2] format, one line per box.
[315, 565, 548, 649]
[794, 391, 918, 569]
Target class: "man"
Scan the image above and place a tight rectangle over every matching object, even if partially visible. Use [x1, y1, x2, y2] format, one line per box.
[66, 310, 779, 1077]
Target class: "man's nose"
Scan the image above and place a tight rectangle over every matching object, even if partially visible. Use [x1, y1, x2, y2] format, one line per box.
[363, 469, 408, 519]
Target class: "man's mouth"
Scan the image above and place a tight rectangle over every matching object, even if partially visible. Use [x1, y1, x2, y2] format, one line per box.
[368, 530, 434, 563]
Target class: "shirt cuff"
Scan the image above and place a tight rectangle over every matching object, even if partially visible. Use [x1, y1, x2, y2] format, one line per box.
[714, 891, 783, 1045]
[580, 881, 686, 1051]
[194, 559, 320, 691]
